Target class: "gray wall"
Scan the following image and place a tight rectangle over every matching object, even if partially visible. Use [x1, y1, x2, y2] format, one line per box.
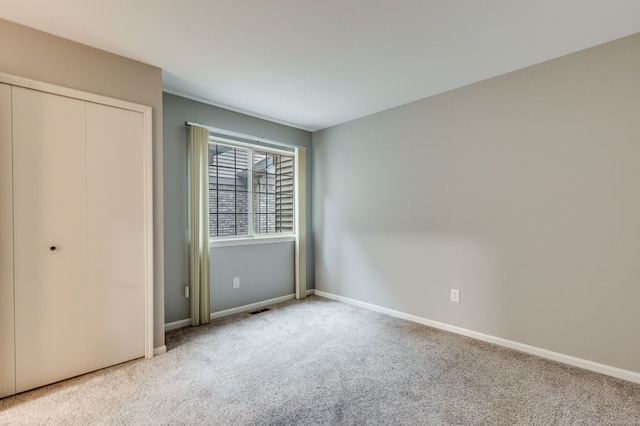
[0, 18, 165, 349]
[211, 243, 294, 312]
[163, 92, 313, 323]
[313, 33, 640, 373]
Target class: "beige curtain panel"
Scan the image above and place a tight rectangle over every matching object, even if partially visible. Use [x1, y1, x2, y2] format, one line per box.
[295, 147, 307, 300]
[188, 125, 211, 326]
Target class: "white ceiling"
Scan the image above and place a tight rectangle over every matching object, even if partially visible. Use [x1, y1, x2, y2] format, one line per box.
[1, 1, 640, 131]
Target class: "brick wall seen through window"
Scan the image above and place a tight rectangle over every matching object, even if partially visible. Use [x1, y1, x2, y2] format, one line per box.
[208, 142, 294, 237]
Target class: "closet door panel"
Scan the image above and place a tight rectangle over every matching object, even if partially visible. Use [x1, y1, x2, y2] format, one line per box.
[85, 102, 146, 367]
[0, 83, 15, 398]
[13, 87, 91, 392]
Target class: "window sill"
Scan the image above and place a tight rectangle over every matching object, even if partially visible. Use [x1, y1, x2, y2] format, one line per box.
[209, 235, 296, 248]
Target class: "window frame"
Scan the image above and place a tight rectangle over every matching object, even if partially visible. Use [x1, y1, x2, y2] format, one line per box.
[207, 135, 296, 248]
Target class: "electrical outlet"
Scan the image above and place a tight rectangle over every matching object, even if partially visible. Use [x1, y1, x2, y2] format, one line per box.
[233, 277, 240, 289]
[451, 289, 460, 303]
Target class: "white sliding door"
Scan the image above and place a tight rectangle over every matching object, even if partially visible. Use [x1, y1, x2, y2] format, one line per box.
[85, 102, 146, 366]
[11, 87, 149, 394]
[13, 87, 91, 392]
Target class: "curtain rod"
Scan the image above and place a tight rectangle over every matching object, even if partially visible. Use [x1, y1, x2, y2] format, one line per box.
[185, 121, 305, 150]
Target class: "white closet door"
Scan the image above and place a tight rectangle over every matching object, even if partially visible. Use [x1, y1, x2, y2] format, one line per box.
[13, 87, 91, 392]
[85, 102, 146, 367]
[0, 83, 15, 398]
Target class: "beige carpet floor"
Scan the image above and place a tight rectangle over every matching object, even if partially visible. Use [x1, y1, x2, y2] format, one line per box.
[1, 295, 639, 425]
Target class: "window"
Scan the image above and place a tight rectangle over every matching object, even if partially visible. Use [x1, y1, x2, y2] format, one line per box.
[208, 140, 295, 238]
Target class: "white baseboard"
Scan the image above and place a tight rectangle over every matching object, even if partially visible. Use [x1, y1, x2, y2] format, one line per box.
[153, 345, 167, 356]
[165, 289, 316, 331]
[210, 293, 297, 320]
[314, 290, 640, 384]
[164, 318, 191, 332]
